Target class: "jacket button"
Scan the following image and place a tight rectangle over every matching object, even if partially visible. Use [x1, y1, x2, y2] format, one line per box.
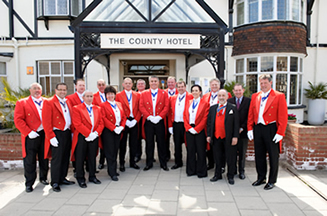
[59, 122, 61, 124]
[271, 106, 273, 108]
[147, 102, 149, 104]
[269, 114, 271, 116]
[28, 113, 30, 116]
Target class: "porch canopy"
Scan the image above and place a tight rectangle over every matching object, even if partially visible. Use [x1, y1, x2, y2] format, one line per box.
[70, 0, 228, 84]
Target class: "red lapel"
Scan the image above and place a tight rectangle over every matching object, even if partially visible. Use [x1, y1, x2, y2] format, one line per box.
[27, 96, 40, 118]
[54, 96, 64, 118]
[264, 90, 275, 114]
[81, 103, 92, 125]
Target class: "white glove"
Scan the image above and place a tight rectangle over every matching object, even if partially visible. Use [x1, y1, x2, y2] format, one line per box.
[189, 128, 197, 134]
[152, 116, 162, 124]
[247, 130, 253, 141]
[50, 137, 59, 147]
[169, 127, 173, 135]
[272, 134, 283, 143]
[85, 132, 98, 142]
[147, 116, 155, 123]
[130, 119, 137, 128]
[28, 131, 39, 139]
[125, 120, 132, 128]
[114, 126, 124, 134]
[118, 126, 124, 134]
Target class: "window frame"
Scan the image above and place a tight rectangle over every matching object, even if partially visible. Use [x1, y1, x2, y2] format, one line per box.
[234, 54, 304, 106]
[37, 0, 84, 19]
[37, 60, 75, 95]
[235, 0, 305, 26]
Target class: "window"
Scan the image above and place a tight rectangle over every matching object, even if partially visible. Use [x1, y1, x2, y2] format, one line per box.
[38, 61, 74, 95]
[0, 62, 7, 91]
[234, 55, 303, 106]
[37, 0, 83, 17]
[236, 0, 304, 25]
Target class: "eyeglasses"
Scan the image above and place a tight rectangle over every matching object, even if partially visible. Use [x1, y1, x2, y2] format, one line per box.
[57, 89, 67, 91]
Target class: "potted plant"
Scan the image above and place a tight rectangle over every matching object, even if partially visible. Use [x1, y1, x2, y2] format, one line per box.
[288, 114, 297, 123]
[304, 81, 327, 125]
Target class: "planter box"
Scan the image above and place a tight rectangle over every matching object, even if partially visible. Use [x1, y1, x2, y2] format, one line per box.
[284, 123, 327, 170]
[0, 132, 22, 161]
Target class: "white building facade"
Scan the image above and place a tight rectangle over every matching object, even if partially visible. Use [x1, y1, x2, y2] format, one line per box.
[0, 0, 326, 123]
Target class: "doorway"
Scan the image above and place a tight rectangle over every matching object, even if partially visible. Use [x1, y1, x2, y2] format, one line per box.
[121, 60, 171, 91]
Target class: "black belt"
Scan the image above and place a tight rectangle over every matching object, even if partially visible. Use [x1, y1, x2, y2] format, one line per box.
[190, 124, 195, 127]
[127, 117, 134, 121]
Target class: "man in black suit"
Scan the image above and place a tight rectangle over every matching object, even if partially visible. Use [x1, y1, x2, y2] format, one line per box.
[207, 89, 239, 185]
[227, 84, 251, 180]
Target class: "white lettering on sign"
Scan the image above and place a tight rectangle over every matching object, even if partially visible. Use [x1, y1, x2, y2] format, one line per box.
[101, 34, 200, 49]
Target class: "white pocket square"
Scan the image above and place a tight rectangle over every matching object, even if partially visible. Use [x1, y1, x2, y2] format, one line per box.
[229, 110, 233, 114]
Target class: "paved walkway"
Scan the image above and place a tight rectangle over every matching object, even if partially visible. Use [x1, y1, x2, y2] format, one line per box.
[0, 154, 326, 215]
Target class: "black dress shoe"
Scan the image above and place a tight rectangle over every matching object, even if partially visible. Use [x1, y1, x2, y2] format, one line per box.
[61, 179, 75, 185]
[264, 183, 274, 190]
[78, 182, 87, 188]
[40, 179, 49, 185]
[89, 178, 101, 184]
[171, 164, 182, 170]
[130, 164, 140, 169]
[210, 176, 222, 182]
[161, 166, 169, 171]
[252, 179, 266, 186]
[187, 173, 196, 177]
[52, 183, 61, 192]
[119, 165, 125, 172]
[98, 164, 104, 169]
[116, 173, 120, 176]
[143, 165, 153, 171]
[111, 176, 119, 181]
[239, 173, 246, 180]
[228, 178, 235, 185]
[134, 156, 141, 163]
[25, 186, 33, 193]
[207, 165, 214, 170]
[221, 168, 225, 173]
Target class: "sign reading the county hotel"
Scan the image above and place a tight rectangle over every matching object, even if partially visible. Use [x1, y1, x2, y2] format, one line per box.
[101, 34, 200, 49]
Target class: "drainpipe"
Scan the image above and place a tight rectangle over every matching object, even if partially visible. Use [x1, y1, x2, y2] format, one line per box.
[314, 0, 319, 84]
[11, 37, 20, 88]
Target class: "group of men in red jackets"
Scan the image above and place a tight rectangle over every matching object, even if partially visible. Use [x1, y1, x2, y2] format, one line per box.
[14, 73, 288, 193]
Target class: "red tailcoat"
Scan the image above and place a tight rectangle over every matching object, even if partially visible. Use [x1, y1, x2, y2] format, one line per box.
[168, 92, 193, 128]
[100, 101, 127, 132]
[247, 89, 288, 149]
[42, 96, 74, 159]
[71, 103, 104, 161]
[139, 89, 169, 138]
[14, 96, 43, 158]
[115, 90, 141, 122]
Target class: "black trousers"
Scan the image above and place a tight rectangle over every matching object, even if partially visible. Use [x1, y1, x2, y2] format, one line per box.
[23, 130, 49, 187]
[165, 117, 171, 160]
[212, 137, 237, 179]
[75, 134, 98, 183]
[186, 130, 207, 177]
[172, 122, 185, 166]
[254, 123, 279, 184]
[102, 128, 120, 177]
[235, 138, 248, 174]
[144, 119, 167, 167]
[119, 123, 138, 166]
[135, 117, 143, 159]
[50, 129, 71, 185]
[99, 148, 105, 165]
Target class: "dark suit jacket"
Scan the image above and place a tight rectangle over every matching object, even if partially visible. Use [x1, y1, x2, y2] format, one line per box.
[207, 102, 240, 145]
[227, 96, 251, 139]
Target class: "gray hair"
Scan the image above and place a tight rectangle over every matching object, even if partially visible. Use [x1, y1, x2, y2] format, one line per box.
[209, 78, 221, 85]
[259, 74, 272, 82]
[137, 79, 146, 85]
[29, 82, 42, 90]
[218, 89, 228, 97]
[83, 90, 93, 97]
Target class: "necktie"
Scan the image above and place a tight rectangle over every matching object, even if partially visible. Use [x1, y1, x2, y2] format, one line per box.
[236, 98, 240, 109]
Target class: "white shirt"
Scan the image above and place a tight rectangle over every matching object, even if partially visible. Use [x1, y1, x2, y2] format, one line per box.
[99, 92, 106, 103]
[125, 90, 133, 118]
[168, 88, 176, 97]
[174, 92, 186, 122]
[258, 89, 272, 125]
[108, 100, 121, 126]
[151, 88, 158, 116]
[85, 103, 94, 132]
[209, 91, 218, 106]
[55, 95, 71, 130]
[31, 96, 43, 131]
[77, 92, 84, 103]
[189, 97, 201, 125]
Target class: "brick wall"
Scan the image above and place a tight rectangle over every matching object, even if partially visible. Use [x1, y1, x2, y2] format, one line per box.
[232, 21, 307, 56]
[0, 133, 22, 161]
[284, 123, 327, 170]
